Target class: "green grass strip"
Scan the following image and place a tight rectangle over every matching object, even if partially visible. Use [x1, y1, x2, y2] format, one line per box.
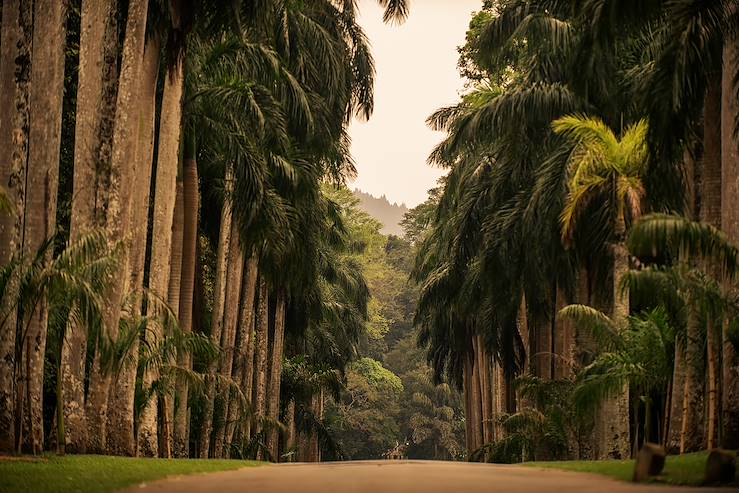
[0, 454, 263, 493]
[523, 451, 735, 486]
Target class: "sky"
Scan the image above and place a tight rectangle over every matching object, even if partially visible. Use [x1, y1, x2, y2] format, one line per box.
[349, 0, 483, 207]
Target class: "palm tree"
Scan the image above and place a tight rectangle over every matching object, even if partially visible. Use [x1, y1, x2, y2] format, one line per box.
[560, 305, 676, 454]
[173, 135, 200, 458]
[105, 36, 161, 457]
[62, 0, 119, 454]
[0, 0, 33, 454]
[85, 0, 149, 455]
[21, 0, 69, 454]
[629, 212, 739, 448]
[0, 231, 118, 454]
[553, 113, 649, 458]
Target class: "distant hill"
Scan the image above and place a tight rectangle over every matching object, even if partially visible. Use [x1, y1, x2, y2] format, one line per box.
[353, 189, 409, 237]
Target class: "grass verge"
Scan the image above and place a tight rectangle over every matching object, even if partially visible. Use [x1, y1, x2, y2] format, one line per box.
[524, 451, 738, 487]
[0, 454, 262, 493]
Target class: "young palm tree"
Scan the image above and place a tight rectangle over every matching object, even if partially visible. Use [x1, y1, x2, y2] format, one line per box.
[553, 114, 649, 458]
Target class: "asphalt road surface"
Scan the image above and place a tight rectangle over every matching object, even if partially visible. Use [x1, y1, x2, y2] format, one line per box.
[119, 460, 734, 493]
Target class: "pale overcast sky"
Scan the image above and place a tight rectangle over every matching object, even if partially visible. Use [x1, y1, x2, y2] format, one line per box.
[349, 0, 482, 207]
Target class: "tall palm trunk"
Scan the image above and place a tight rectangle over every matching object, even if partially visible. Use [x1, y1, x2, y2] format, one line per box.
[173, 143, 199, 458]
[285, 399, 296, 459]
[21, 0, 68, 454]
[599, 239, 631, 459]
[105, 37, 160, 457]
[253, 279, 270, 459]
[706, 318, 718, 449]
[474, 335, 492, 447]
[681, 301, 704, 452]
[666, 340, 686, 452]
[241, 270, 260, 442]
[212, 226, 244, 458]
[62, 0, 118, 454]
[85, 0, 150, 454]
[693, 71, 722, 452]
[198, 165, 234, 458]
[224, 254, 258, 449]
[720, 32, 739, 450]
[469, 340, 483, 452]
[158, 170, 184, 458]
[0, 0, 32, 454]
[554, 286, 573, 379]
[138, 51, 185, 458]
[266, 289, 287, 461]
[462, 352, 473, 452]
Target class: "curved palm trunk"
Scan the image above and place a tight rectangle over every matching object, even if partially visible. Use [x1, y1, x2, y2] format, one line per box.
[62, 0, 118, 454]
[253, 279, 270, 459]
[21, 0, 68, 454]
[212, 226, 244, 458]
[224, 254, 258, 451]
[266, 290, 287, 461]
[173, 148, 199, 458]
[0, 0, 32, 454]
[721, 31, 739, 450]
[85, 0, 150, 455]
[197, 165, 234, 458]
[138, 52, 185, 458]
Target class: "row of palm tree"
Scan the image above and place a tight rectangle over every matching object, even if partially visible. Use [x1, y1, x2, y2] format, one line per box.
[413, 0, 739, 461]
[0, 0, 408, 459]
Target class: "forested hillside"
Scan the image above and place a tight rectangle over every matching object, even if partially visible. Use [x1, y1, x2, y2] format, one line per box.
[352, 189, 409, 237]
[324, 188, 464, 460]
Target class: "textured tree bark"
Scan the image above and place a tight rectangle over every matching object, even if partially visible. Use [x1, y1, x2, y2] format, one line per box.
[225, 255, 258, 450]
[701, 71, 722, 452]
[138, 53, 185, 458]
[158, 174, 184, 458]
[681, 302, 705, 453]
[597, 242, 631, 459]
[721, 31, 739, 450]
[469, 340, 483, 453]
[22, 0, 68, 454]
[666, 341, 686, 453]
[286, 399, 296, 460]
[254, 279, 270, 459]
[105, 37, 159, 457]
[462, 354, 473, 452]
[241, 267, 260, 443]
[198, 165, 234, 458]
[85, 0, 149, 455]
[494, 361, 506, 439]
[554, 286, 573, 379]
[168, 179, 185, 314]
[212, 225, 244, 458]
[475, 336, 493, 446]
[535, 319, 552, 380]
[173, 150, 199, 458]
[266, 290, 287, 461]
[0, 0, 31, 454]
[62, 0, 118, 454]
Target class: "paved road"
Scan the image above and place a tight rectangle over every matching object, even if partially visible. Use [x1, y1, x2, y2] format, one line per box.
[120, 460, 733, 493]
